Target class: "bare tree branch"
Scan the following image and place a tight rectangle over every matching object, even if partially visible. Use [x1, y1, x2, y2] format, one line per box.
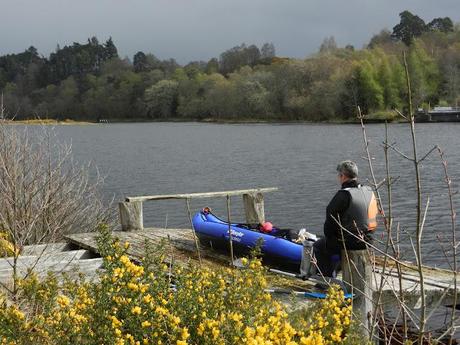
[0, 124, 113, 297]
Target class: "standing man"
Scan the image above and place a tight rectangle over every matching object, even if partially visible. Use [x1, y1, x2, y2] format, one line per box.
[312, 160, 378, 277]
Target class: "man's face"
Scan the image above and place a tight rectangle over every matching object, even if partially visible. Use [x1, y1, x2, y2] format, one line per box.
[337, 172, 348, 185]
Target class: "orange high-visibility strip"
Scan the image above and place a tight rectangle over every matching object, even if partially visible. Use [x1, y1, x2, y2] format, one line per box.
[368, 193, 378, 231]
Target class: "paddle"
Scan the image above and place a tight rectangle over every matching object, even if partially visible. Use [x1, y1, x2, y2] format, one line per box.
[264, 288, 353, 300]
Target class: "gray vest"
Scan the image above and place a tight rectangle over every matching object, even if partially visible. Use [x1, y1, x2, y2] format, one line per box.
[340, 185, 375, 246]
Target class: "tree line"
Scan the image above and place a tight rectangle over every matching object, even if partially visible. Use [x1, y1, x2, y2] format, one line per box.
[1, 11, 459, 121]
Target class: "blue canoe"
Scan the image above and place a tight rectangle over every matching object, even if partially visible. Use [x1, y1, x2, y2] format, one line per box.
[192, 210, 303, 269]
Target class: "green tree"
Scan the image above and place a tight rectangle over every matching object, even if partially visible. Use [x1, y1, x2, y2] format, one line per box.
[82, 61, 142, 119]
[205, 58, 219, 74]
[261, 43, 276, 60]
[202, 74, 237, 119]
[407, 42, 441, 106]
[440, 43, 460, 104]
[141, 69, 165, 90]
[305, 79, 344, 120]
[1, 82, 33, 119]
[48, 37, 119, 82]
[133, 52, 162, 73]
[104, 37, 118, 60]
[133, 52, 148, 73]
[319, 36, 338, 53]
[350, 60, 384, 113]
[144, 80, 179, 118]
[428, 17, 454, 33]
[233, 77, 271, 117]
[392, 11, 427, 45]
[374, 50, 403, 109]
[184, 61, 206, 77]
[368, 29, 393, 49]
[53, 76, 80, 118]
[219, 44, 261, 75]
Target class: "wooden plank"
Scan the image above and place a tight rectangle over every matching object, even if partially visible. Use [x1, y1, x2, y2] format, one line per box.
[65, 229, 232, 265]
[22, 242, 71, 256]
[373, 255, 455, 277]
[66, 229, 197, 250]
[0, 258, 104, 284]
[0, 250, 93, 270]
[374, 267, 456, 290]
[371, 256, 459, 292]
[125, 187, 278, 203]
[114, 230, 230, 263]
[376, 282, 459, 311]
[371, 267, 460, 310]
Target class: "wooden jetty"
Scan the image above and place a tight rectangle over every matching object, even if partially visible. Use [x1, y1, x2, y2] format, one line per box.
[1, 187, 459, 342]
[62, 227, 460, 306]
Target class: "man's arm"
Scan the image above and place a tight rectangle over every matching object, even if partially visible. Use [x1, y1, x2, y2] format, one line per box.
[323, 191, 350, 241]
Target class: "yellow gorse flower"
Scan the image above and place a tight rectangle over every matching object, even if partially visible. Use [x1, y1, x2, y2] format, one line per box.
[56, 295, 70, 308]
[132, 306, 142, 315]
[141, 320, 151, 328]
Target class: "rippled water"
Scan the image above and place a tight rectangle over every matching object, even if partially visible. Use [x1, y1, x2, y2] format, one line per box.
[52, 122, 460, 267]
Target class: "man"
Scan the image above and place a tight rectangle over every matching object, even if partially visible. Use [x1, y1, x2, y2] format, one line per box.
[312, 160, 378, 277]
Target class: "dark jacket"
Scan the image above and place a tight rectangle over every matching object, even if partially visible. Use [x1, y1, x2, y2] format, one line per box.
[323, 180, 372, 250]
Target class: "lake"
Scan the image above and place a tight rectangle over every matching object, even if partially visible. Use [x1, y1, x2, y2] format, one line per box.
[53, 122, 460, 267]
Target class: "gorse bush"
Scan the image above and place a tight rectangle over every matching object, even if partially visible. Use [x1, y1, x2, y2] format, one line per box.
[0, 233, 15, 257]
[0, 226, 362, 344]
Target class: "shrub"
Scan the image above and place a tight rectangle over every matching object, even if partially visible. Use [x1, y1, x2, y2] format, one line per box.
[0, 124, 112, 249]
[0, 233, 16, 257]
[0, 227, 362, 344]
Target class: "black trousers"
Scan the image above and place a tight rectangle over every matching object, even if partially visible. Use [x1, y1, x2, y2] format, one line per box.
[312, 237, 341, 277]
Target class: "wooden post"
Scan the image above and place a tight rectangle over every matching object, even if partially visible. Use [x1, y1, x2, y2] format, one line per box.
[185, 198, 202, 264]
[119, 201, 143, 231]
[226, 195, 235, 265]
[341, 249, 375, 343]
[0, 92, 4, 120]
[242, 192, 265, 224]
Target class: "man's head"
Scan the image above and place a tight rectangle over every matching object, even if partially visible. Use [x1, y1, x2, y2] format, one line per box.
[336, 160, 358, 184]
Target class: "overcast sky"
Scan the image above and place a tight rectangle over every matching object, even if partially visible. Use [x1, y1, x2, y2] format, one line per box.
[2, 0, 460, 64]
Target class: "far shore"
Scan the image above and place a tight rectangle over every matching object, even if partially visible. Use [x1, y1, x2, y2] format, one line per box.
[1, 115, 403, 125]
[1, 119, 94, 125]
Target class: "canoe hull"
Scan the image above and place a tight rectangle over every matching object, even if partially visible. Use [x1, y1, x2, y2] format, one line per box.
[192, 211, 302, 271]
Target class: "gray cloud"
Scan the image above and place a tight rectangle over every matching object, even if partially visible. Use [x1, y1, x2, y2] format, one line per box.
[1, 0, 459, 64]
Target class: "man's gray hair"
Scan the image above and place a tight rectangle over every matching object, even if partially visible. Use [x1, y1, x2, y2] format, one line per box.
[337, 160, 358, 179]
